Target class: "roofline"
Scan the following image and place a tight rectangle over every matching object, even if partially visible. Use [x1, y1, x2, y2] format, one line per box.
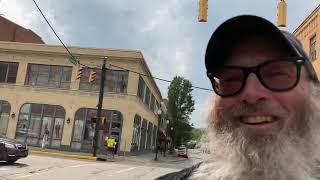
[293, 4, 320, 34]
[0, 41, 163, 99]
[0, 16, 45, 43]
[139, 54, 163, 100]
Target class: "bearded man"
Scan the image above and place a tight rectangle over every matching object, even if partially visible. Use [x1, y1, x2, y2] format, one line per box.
[157, 15, 320, 180]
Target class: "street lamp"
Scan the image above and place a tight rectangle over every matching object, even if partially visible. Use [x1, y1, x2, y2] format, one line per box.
[155, 109, 162, 161]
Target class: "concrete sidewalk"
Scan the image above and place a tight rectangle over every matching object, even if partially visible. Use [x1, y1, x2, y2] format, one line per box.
[29, 147, 113, 161]
[29, 146, 185, 163]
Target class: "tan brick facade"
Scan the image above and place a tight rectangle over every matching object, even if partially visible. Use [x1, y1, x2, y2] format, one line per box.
[0, 41, 162, 154]
[293, 5, 320, 77]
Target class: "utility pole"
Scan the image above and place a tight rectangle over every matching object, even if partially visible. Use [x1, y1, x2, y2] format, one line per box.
[155, 109, 162, 161]
[93, 57, 107, 157]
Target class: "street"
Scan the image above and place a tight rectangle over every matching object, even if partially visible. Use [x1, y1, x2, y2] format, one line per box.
[0, 149, 203, 180]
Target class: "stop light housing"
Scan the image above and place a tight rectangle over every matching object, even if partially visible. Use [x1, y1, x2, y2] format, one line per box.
[76, 64, 83, 80]
[277, 0, 287, 27]
[199, 0, 208, 22]
[89, 70, 97, 83]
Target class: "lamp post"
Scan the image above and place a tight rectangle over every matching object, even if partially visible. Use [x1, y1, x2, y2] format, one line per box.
[163, 119, 170, 157]
[155, 109, 162, 161]
[169, 126, 174, 154]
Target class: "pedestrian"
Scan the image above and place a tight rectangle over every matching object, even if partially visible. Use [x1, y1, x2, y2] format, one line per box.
[107, 137, 116, 158]
[114, 138, 118, 155]
[42, 124, 49, 149]
[156, 15, 320, 180]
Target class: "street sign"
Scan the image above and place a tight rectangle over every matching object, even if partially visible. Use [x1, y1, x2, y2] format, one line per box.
[68, 56, 78, 65]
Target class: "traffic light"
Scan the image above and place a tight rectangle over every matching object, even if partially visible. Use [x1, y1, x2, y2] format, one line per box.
[75, 64, 83, 80]
[277, 0, 287, 27]
[89, 70, 97, 83]
[199, 0, 208, 22]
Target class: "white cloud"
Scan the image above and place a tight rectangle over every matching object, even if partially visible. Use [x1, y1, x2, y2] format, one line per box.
[1, 0, 38, 29]
[44, 9, 71, 42]
[190, 92, 214, 128]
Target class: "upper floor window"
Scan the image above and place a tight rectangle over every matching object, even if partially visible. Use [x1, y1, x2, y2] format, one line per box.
[0, 61, 19, 83]
[145, 87, 151, 106]
[137, 76, 145, 100]
[310, 35, 317, 61]
[25, 64, 72, 89]
[79, 68, 128, 93]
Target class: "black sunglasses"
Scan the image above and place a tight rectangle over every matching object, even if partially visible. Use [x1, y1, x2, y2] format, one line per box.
[207, 57, 307, 97]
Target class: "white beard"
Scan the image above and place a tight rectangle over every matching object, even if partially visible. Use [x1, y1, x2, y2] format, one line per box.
[192, 85, 320, 180]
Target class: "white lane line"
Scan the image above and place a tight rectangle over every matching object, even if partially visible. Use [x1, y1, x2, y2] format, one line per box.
[70, 163, 102, 168]
[12, 174, 34, 179]
[115, 167, 137, 174]
[0, 168, 9, 171]
[107, 167, 138, 177]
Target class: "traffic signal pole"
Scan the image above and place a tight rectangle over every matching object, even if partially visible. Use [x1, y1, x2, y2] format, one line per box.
[93, 57, 107, 157]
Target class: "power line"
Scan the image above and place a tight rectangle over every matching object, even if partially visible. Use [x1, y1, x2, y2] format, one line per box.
[32, 0, 78, 62]
[32, 0, 213, 92]
[108, 64, 213, 92]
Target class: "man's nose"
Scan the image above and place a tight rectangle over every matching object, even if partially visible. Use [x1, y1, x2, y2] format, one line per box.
[239, 73, 269, 104]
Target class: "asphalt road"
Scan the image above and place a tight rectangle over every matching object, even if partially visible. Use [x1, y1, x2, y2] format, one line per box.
[0, 149, 203, 180]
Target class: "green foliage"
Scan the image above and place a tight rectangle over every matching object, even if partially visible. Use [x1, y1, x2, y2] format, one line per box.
[168, 76, 195, 147]
[191, 128, 204, 141]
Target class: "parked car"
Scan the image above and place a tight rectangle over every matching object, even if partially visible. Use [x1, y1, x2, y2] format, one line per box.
[176, 145, 188, 158]
[0, 135, 28, 163]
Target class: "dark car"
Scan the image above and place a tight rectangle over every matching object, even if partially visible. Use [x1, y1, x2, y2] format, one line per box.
[0, 135, 28, 163]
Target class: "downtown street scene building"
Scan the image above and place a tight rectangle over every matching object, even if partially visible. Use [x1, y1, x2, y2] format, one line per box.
[0, 16, 167, 155]
[294, 4, 319, 75]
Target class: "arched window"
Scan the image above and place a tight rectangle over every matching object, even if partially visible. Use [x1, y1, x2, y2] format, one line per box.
[131, 115, 141, 151]
[16, 103, 65, 148]
[72, 108, 123, 152]
[0, 100, 10, 136]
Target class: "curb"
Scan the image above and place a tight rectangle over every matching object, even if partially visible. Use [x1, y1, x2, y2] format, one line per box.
[30, 150, 106, 161]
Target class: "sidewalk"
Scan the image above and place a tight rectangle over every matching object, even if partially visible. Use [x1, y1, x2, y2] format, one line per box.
[29, 146, 184, 163]
[29, 146, 118, 161]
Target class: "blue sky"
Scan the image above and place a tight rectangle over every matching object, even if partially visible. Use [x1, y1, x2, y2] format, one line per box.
[1, 0, 319, 128]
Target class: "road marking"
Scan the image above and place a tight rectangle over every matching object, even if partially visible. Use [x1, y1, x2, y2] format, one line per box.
[115, 167, 137, 173]
[12, 174, 34, 179]
[0, 167, 9, 171]
[107, 167, 138, 176]
[70, 163, 102, 168]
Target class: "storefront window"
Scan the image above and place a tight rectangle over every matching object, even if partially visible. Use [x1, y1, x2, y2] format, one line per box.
[140, 119, 148, 151]
[16, 103, 65, 147]
[72, 108, 123, 151]
[0, 101, 10, 136]
[131, 115, 141, 151]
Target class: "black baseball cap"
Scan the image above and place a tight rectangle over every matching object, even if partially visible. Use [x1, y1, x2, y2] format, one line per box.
[205, 15, 319, 82]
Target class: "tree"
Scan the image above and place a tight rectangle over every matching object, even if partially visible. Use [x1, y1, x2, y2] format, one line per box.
[168, 76, 195, 147]
[191, 128, 205, 141]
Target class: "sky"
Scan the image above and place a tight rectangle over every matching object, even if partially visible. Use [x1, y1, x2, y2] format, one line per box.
[1, 0, 319, 128]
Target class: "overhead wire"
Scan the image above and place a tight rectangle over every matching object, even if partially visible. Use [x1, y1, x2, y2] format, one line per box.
[31, 0, 213, 92]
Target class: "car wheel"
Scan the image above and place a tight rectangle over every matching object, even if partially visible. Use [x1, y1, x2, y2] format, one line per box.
[7, 159, 18, 164]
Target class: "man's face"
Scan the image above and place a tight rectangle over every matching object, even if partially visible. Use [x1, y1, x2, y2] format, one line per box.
[215, 36, 310, 138]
